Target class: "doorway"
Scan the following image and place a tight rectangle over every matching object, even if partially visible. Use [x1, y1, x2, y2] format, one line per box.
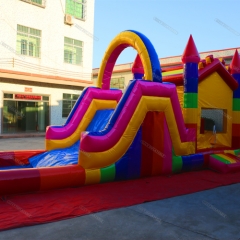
[3, 99, 49, 133]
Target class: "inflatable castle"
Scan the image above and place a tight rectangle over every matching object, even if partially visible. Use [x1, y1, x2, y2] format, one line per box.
[0, 30, 239, 195]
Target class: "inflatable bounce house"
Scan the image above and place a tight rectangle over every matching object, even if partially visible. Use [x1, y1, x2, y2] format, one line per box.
[0, 30, 240, 195]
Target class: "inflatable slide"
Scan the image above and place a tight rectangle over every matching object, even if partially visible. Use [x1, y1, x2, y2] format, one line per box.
[0, 30, 239, 195]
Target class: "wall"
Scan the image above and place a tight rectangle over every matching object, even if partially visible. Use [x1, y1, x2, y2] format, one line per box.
[0, 0, 95, 81]
[197, 72, 233, 149]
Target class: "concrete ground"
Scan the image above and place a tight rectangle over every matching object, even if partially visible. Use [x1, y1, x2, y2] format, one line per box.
[0, 137, 45, 151]
[0, 137, 240, 240]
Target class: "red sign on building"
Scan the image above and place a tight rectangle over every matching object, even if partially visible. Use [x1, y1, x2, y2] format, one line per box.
[15, 94, 42, 100]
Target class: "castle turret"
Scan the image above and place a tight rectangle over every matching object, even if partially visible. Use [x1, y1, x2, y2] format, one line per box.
[132, 54, 144, 80]
[181, 35, 200, 150]
[230, 50, 240, 148]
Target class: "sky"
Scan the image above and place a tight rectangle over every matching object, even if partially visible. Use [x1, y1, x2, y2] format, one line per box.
[92, 0, 240, 68]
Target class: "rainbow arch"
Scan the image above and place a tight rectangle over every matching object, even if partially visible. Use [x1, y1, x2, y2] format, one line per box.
[97, 30, 162, 89]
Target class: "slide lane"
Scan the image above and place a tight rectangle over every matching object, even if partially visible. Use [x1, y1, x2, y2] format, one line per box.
[30, 109, 114, 168]
[79, 80, 196, 170]
[45, 87, 122, 150]
[0, 109, 115, 194]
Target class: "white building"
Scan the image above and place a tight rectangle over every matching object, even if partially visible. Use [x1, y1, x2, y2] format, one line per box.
[0, 0, 95, 135]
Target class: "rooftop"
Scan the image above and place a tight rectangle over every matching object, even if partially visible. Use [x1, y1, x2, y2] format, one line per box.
[92, 47, 240, 76]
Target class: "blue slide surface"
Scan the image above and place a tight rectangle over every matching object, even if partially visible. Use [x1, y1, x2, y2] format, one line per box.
[0, 109, 114, 171]
[30, 109, 114, 167]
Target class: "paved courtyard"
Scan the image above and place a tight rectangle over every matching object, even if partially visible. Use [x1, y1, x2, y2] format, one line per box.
[0, 137, 45, 151]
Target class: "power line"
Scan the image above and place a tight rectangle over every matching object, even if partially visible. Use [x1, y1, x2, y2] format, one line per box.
[59, 0, 65, 14]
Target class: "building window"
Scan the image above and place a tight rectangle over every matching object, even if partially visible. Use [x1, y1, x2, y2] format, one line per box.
[16, 25, 41, 58]
[66, 0, 86, 20]
[32, 0, 42, 4]
[110, 77, 125, 90]
[20, 0, 46, 7]
[20, 39, 27, 55]
[64, 37, 83, 65]
[200, 108, 227, 134]
[62, 93, 79, 117]
[4, 93, 13, 99]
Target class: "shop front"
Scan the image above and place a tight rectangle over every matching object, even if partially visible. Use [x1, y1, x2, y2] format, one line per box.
[2, 93, 50, 134]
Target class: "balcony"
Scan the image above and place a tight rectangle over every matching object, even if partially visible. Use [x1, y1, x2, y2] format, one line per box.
[0, 58, 92, 85]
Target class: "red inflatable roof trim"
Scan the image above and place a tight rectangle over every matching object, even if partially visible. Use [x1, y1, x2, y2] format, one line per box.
[199, 58, 238, 90]
[163, 58, 238, 91]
